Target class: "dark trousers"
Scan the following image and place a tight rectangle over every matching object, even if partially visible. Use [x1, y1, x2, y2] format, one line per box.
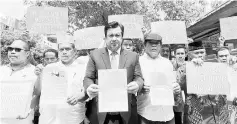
[174, 112, 182, 124]
[104, 113, 124, 124]
[138, 114, 175, 124]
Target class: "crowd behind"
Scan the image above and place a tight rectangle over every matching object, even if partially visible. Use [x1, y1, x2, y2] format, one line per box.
[0, 21, 237, 124]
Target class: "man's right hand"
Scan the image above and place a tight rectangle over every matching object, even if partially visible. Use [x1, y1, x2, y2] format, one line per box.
[191, 58, 204, 66]
[140, 85, 150, 95]
[86, 84, 99, 99]
[35, 64, 44, 76]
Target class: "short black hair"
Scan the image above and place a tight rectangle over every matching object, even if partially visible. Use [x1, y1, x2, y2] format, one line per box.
[104, 21, 124, 37]
[216, 46, 230, 56]
[174, 45, 186, 54]
[43, 49, 59, 58]
[58, 43, 75, 49]
[123, 38, 133, 44]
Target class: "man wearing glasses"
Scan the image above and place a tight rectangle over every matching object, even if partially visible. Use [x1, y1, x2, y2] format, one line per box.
[0, 39, 37, 124]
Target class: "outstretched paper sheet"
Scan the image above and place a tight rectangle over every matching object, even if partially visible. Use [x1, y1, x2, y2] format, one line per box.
[151, 21, 188, 44]
[0, 80, 34, 118]
[26, 6, 68, 34]
[98, 69, 128, 112]
[228, 68, 237, 100]
[186, 62, 230, 95]
[145, 72, 174, 106]
[40, 64, 68, 104]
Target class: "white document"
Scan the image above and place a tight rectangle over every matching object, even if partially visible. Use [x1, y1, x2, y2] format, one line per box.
[40, 65, 68, 104]
[186, 62, 230, 95]
[98, 69, 128, 112]
[0, 80, 34, 118]
[146, 72, 174, 106]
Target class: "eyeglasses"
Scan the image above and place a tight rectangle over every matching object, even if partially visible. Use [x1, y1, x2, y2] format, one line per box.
[59, 48, 72, 52]
[7, 47, 28, 52]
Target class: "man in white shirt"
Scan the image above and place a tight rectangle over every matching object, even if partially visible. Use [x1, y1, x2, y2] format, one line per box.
[137, 33, 181, 124]
[0, 39, 37, 124]
[36, 41, 87, 124]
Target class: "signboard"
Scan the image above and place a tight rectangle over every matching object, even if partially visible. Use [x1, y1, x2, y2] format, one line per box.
[74, 26, 104, 50]
[0, 80, 34, 118]
[0, 0, 26, 20]
[151, 21, 188, 44]
[26, 6, 68, 34]
[220, 16, 237, 40]
[108, 14, 144, 39]
[108, 14, 143, 28]
[186, 62, 230, 95]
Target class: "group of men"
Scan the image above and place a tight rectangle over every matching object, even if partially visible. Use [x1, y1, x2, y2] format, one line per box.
[1, 21, 237, 124]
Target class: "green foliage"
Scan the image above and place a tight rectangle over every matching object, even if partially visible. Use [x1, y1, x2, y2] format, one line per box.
[1, 0, 223, 65]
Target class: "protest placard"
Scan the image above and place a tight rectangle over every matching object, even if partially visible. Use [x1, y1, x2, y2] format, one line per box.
[186, 62, 230, 95]
[108, 14, 144, 39]
[0, 0, 26, 20]
[0, 80, 34, 118]
[40, 64, 68, 104]
[151, 21, 188, 44]
[228, 68, 237, 100]
[220, 16, 237, 40]
[74, 26, 105, 50]
[26, 6, 68, 34]
[145, 72, 174, 106]
[108, 14, 143, 28]
[98, 69, 128, 112]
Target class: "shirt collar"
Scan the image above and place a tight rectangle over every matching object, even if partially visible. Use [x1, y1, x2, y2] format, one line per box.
[144, 53, 162, 60]
[7, 63, 31, 72]
[108, 47, 121, 56]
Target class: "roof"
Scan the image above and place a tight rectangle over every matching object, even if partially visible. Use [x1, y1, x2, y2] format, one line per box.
[187, 0, 237, 41]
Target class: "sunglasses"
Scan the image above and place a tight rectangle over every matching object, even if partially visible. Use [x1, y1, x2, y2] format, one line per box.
[7, 47, 28, 52]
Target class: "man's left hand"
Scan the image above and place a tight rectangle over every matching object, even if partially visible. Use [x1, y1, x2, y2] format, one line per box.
[173, 82, 181, 95]
[16, 109, 32, 120]
[67, 92, 85, 106]
[127, 81, 139, 94]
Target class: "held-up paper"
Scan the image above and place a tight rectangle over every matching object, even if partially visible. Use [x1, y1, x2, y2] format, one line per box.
[0, 80, 34, 118]
[186, 62, 230, 95]
[40, 65, 68, 104]
[98, 69, 128, 113]
[146, 72, 174, 106]
[228, 68, 237, 100]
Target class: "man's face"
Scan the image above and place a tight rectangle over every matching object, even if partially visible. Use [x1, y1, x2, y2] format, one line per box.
[122, 39, 134, 52]
[175, 48, 186, 63]
[193, 49, 206, 60]
[162, 47, 170, 59]
[44, 52, 58, 65]
[217, 49, 230, 64]
[58, 43, 75, 63]
[105, 27, 123, 52]
[7, 40, 29, 65]
[145, 41, 161, 59]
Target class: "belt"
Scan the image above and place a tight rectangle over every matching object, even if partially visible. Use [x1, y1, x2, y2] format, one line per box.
[104, 112, 123, 124]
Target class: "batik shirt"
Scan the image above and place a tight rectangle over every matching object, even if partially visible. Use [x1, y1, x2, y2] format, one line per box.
[177, 64, 231, 124]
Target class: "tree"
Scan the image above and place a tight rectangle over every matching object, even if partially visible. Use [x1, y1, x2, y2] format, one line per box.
[1, 0, 216, 65]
